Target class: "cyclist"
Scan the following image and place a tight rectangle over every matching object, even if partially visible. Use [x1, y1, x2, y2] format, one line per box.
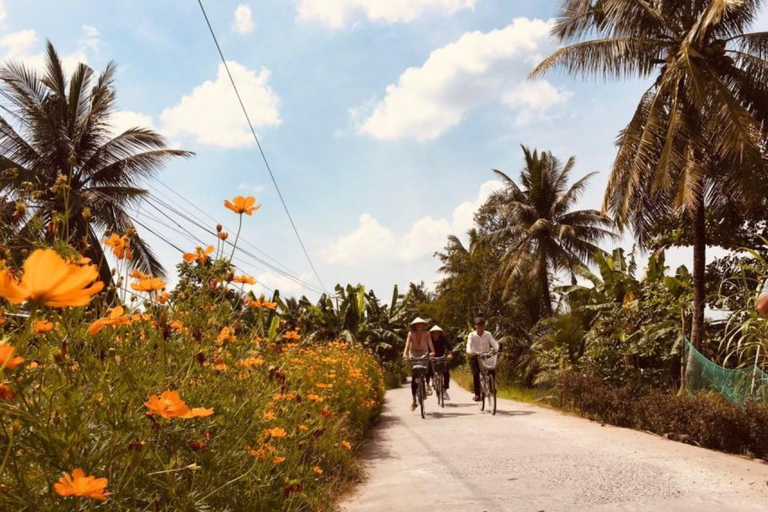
[466, 317, 499, 402]
[403, 317, 435, 411]
[428, 325, 452, 401]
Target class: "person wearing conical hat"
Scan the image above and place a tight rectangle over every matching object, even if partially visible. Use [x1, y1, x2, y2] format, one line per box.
[403, 317, 435, 411]
[429, 325, 452, 401]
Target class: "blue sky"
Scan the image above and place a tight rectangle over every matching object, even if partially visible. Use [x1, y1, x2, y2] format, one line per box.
[4, 0, 765, 299]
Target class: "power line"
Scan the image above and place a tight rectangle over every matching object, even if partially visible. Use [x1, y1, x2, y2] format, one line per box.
[142, 192, 326, 295]
[195, 0, 330, 296]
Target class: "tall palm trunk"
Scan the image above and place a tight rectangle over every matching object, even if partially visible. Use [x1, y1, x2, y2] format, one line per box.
[690, 183, 706, 349]
[539, 254, 553, 317]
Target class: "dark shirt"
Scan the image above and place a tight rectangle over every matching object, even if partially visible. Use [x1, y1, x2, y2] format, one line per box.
[432, 335, 450, 357]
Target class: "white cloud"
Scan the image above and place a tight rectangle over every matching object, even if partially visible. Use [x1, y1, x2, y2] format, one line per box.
[238, 182, 265, 193]
[400, 216, 451, 262]
[324, 214, 396, 265]
[357, 18, 569, 141]
[160, 61, 281, 148]
[297, 0, 475, 28]
[325, 180, 504, 265]
[81, 25, 100, 52]
[258, 272, 315, 294]
[502, 80, 573, 126]
[0, 26, 98, 76]
[109, 111, 155, 136]
[232, 4, 255, 35]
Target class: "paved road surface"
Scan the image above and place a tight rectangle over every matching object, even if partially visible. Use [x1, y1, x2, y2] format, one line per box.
[341, 380, 768, 512]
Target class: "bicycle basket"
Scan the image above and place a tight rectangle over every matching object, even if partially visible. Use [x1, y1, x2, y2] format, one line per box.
[432, 356, 448, 373]
[409, 355, 429, 375]
[479, 353, 497, 370]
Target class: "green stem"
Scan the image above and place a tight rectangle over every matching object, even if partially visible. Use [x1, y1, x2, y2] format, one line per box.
[229, 215, 243, 263]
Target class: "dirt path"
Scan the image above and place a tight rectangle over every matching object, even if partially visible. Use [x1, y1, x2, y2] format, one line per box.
[341, 380, 768, 512]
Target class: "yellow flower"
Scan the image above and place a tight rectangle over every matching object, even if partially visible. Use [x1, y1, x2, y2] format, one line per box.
[0, 249, 103, 307]
[264, 427, 287, 439]
[224, 196, 261, 215]
[181, 407, 215, 419]
[103, 233, 132, 260]
[130, 277, 166, 293]
[88, 306, 130, 335]
[298, 424, 309, 431]
[144, 391, 190, 419]
[183, 246, 214, 264]
[54, 469, 110, 501]
[32, 319, 55, 334]
[283, 330, 301, 341]
[232, 274, 256, 285]
[0, 345, 24, 370]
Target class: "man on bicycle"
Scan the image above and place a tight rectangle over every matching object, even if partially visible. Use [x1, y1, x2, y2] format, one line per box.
[466, 317, 499, 402]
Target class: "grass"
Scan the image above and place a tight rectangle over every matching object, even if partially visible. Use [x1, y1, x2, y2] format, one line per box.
[452, 366, 540, 403]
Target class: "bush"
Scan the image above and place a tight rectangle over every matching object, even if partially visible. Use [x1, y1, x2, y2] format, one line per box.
[0, 247, 384, 511]
[382, 359, 408, 389]
[558, 373, 768, 458]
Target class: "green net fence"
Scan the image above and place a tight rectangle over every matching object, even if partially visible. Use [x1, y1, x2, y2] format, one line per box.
[684, 339, 768, 404]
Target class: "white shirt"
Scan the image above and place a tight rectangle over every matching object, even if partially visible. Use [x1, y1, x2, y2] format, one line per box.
[466, 330, 499, 355]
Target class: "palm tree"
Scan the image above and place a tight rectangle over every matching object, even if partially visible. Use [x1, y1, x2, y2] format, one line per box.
[482, 146, 615, 317]
[0, 42, 191, 282]
[532, 0, 768, 347]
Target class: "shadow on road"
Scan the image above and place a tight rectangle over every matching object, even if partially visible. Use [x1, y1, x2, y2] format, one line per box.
[487, 409, 535, 417]
[428, 411, 474, 418]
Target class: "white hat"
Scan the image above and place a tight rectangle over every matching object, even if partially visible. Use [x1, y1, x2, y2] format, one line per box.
[410, 317, 429, 326]
[429, 325, 444, 332]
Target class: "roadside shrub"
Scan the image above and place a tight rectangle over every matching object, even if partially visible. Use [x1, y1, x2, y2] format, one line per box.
[0, 245, 384, 511]
[558, 372, 768, 459]
[382, 359, 408, 389]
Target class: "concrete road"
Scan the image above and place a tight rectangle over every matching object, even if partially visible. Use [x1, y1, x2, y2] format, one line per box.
[341, 380, 768, 512]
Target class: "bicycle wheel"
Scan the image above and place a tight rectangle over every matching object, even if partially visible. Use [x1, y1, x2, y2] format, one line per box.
[436, 374, 444, 408]
[479, 374, 486, 411]
[418, 377, 426, 419]
[489, 373, 497, 415]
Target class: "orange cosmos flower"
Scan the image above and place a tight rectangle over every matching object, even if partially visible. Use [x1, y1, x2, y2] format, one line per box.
[264, 427, 287, 439]
[0, 249, 104, 307]
[0, 345, 24, 370]
[181, 407, 215, 419]
[341, 440, 352, 451]
[232, 274, 256, 285]
[0, 384, 13, 401]
[263, 301, 278, 310]
[130, 277, 166, 293]
[272, 456, 286, 464]
[217, 232, 229, 241]
[169, 320, 184, 332]
[129, 269, 150, 280]
[156, 292, 170, 304]
[298, 424, 309, 431]
[103, 233, 132, 260]
[87, 306, 131, 335]
[144, 391, 190, 419]
[183, 245, 214, 264]
[312, 466, 323, 475]
[224, 196, 261, 216]
[283, 330, 301, 341]
[32, 319, 55, 334]
[54, 469, 110, 501]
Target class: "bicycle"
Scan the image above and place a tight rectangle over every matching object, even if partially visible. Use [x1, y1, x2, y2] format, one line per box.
[431, 356, 448, 408]
[478, 350, 498, 415]
[409, 355, 430, 419]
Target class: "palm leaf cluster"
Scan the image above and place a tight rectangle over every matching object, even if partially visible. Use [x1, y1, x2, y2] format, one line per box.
[0, 42, 191, 280]
[482, 146, 615, 316]
[533, 0, 768, 345]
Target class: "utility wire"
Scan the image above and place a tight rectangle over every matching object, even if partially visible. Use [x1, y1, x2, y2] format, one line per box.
[195, 0, 330, 296]
[142, 192, 325, 295]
